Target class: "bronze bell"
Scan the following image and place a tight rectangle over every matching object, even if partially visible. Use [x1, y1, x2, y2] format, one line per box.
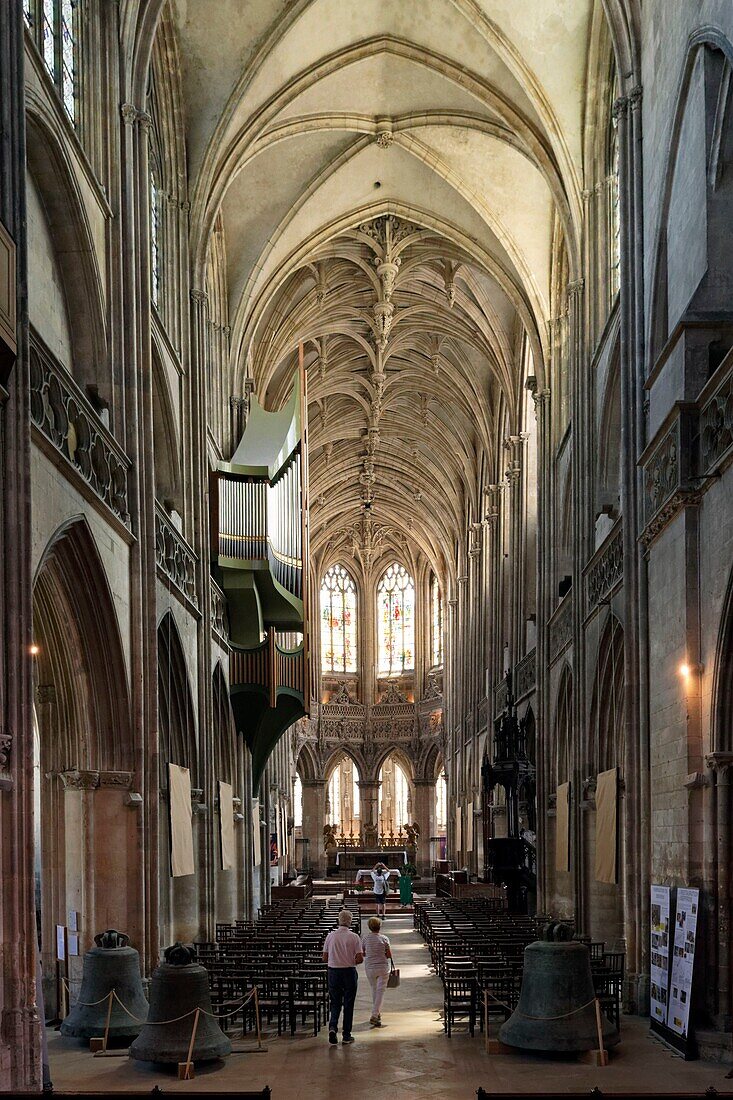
[499, 924, 620, 1053]
[60, 929, 149, 1042]
[129, 943, 232, 1064]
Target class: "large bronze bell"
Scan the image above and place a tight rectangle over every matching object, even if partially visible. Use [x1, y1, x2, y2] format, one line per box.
[500, 924, 620, 1053]
[129, 943, 231, 1064]
[60, 929, 148, 1042]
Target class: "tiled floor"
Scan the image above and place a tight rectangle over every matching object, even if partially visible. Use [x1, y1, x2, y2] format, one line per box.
[47, 915, 733, 1096]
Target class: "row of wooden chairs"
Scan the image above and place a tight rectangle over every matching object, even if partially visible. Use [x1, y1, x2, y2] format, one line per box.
[194, 898, 362, 1037]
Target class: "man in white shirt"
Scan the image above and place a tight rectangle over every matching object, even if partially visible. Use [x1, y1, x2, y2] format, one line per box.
[322, 909, 364, 1044]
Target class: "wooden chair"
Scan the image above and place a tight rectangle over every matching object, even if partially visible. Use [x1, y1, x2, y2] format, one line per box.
[443, 974, 477, 1037]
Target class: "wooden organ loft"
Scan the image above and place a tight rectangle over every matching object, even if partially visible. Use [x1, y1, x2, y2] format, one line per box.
[210, 359, 309, 789]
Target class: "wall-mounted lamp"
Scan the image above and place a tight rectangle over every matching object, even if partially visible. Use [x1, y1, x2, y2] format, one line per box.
[30, 644, 40, 656]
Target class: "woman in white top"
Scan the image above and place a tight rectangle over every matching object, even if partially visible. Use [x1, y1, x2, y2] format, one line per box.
[370, 863, 389, 918]
[361, 916, 392, 1026]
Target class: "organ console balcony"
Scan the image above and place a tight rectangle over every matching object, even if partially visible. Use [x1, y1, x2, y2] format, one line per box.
[211, 359, 309, 788]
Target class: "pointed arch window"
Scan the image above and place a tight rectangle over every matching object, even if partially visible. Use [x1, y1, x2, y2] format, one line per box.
[25, 1, 79, 124]
[608, 68, 621, 300]
[377, 561, 415, 675]
[150, 170, 161, 308]
[431, 573, 443, 666]
[320, 564, 357, 673]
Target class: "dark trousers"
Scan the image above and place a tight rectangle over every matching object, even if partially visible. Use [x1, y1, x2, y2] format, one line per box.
[328, 966, 358, 1035]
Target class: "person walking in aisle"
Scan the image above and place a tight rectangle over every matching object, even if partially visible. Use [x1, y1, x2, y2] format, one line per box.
[370, 862, 390, 918]
[323, 909, 363, 1045]
[361, 916, 392, 1027]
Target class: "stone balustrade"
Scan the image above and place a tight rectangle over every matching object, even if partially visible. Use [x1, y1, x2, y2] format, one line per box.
[29, 332, 131, 530]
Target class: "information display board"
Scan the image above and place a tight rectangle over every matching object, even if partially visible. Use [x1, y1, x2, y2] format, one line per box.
[650, 884, 671, 1026]
[667, 887, 700, 1039]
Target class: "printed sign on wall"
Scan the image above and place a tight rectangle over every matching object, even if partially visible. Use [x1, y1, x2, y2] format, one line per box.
[667, 887, 699, 1038]
[650, 884, 671, 1025]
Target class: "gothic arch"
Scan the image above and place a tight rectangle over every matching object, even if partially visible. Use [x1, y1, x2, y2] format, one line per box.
[647, 30, 733, 367]
[712, 563, 733, 753]
[212, 661, 236, 784]
[32, 518, 137, 994]
[295, 738, 319, 783]
[323, 745, 363, 783]
[590, 613, 625, 775]
[553, 663, 573, 788]
[33, 518, 131, 773]
[157, 610, 198, 783]
[597, 339, 622, 515]
[24, 100, 108, 400]
[151, 340, 183, 506]
[375, 744, 416, 784]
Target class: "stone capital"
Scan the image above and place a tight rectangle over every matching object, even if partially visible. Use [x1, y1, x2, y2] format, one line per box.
[120, 102, 138, 127]
[706, 752, 733, 774]
[59, 769, 100, 791]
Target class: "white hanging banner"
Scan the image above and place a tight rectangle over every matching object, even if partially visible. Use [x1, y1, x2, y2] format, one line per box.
[667, 887, 700, 1038]
[595, 768, 617, 883]
[466, 802, 474, 852]
[455, 805, 462, 854]
[218, 780, 234, 872]
[168, 764, 195, 877]
[650, 884, 671, 1027]
[253, 797, 261, 866]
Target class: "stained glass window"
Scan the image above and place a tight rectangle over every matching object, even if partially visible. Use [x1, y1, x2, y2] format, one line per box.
[37, 1, 77, 124]
[609, 69, 621, 300]
[436, 772, 447, 832]
[378, 757, 410, 833]
[150, 171, 161, 307]
[431, 573, 443, 666]
[60, 0, 75, 121]
[320, 564, 357, 673]
[293, 773, 303, 829]
[377, 561, 414, 675]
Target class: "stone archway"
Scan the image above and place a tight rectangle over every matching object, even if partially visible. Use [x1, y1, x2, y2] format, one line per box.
[157, 611, 199, 946]
[32, 520, 133, 1010]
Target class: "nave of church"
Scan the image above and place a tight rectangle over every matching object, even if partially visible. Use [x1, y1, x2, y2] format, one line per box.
[2, 0, 733, 1094]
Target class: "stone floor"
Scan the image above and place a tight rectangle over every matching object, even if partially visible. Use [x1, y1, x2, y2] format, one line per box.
[47, 914, 733, 1097]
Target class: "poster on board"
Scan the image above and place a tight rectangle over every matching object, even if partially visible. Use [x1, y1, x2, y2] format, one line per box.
[667, 887, 700, 1038]
[650, 884, 671, 1026]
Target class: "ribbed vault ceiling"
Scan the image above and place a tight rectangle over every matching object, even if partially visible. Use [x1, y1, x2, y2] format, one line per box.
[169, 0, 595, 582]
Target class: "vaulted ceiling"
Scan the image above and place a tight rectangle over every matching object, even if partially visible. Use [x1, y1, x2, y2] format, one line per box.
[168, 0, 597, 582]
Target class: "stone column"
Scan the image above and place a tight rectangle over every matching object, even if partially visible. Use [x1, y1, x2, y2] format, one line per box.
[190, 288, 216, 939]
[504, 435, 528, 671]
[120, 100, 159, 975]
[0, 1, 41, 1089]
[302, 779, 326, 877]
[707, 753, 733, 1027]
[412, 779, 435, 876]
[531, 387, 552, 910]
[615, 83, 649, 1010]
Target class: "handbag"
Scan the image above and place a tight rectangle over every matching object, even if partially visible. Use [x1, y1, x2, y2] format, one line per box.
[387, 957, 400, 988]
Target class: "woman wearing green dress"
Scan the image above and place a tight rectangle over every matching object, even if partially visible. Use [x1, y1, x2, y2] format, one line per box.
[398, 868, 413, 907]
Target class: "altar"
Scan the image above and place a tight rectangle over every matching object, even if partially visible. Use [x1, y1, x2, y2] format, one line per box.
[334, 848, 407, 880]
[335, 848, 407, 868]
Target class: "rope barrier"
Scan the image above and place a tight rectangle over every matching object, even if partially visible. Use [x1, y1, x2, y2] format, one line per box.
[61, 979, 113, 1008]
[62, 978, 259, 1026]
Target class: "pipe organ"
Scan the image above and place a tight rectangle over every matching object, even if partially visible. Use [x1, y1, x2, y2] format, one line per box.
[210, 358, 309, 788]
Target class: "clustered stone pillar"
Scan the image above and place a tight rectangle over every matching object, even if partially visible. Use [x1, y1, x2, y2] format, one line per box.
[412, 779, 435, 876]
[301, 779, 326, 877]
